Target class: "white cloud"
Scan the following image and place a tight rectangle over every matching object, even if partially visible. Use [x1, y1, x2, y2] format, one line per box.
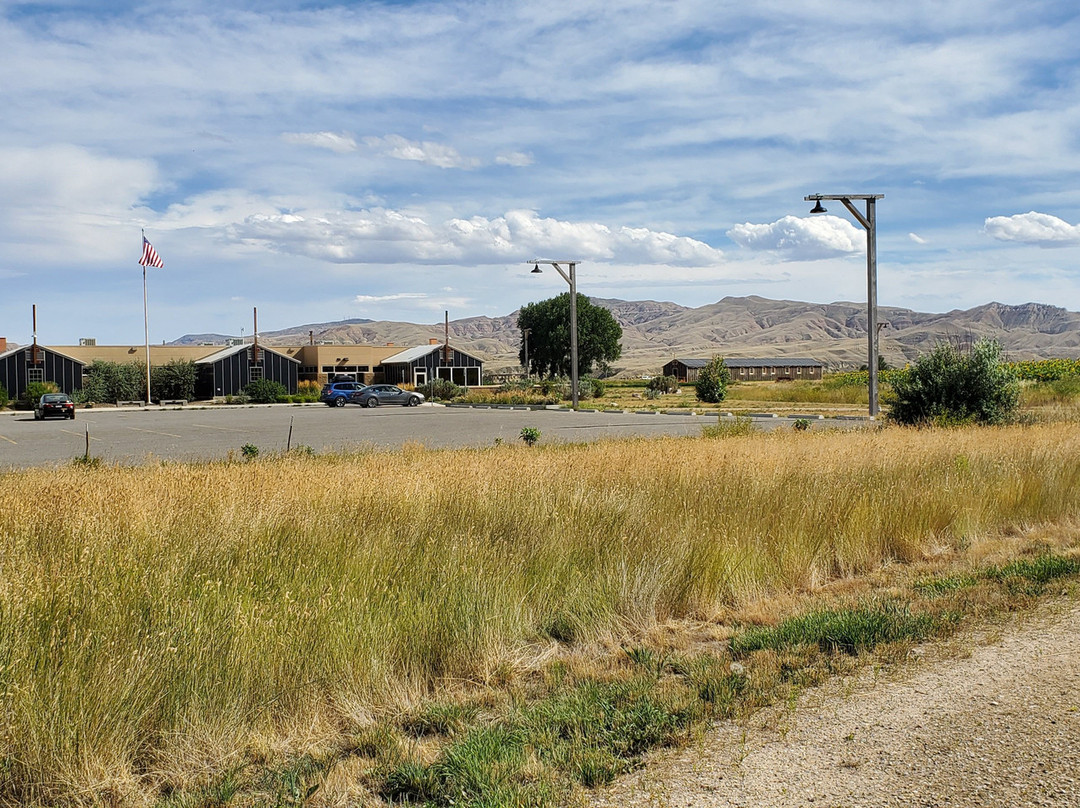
[984, 212, 1080, 246]
[727, 215, 863, 261]
[495, 151, 533, 167]
[281, 131, 357, 153]
[354, 293, 427, 303]
[363, 135, 478, 169]
[909, 233, 928, 245]
[225, 206, 723, 266]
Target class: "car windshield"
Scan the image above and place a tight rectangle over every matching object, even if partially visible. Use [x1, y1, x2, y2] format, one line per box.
[43, 394, 68, 402]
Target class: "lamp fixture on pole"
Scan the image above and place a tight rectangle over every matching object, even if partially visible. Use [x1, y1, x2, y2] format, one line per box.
[527, 259, 580, 409]
[805, 193, 884, 417]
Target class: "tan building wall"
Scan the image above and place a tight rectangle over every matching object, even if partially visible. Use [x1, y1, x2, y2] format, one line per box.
[277, 344, 406, 384]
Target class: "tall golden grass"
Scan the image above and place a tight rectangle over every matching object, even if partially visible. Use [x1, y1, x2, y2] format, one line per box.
[2, 423, 1079, 804]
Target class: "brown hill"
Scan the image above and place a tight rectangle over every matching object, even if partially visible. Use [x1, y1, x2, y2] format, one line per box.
[172, 297, 1080, 376]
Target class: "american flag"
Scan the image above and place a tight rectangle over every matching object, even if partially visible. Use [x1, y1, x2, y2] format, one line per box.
[139, 235, 164, 268]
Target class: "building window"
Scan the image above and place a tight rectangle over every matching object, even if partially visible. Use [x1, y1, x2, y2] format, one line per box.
[322, 365, 334, 373]
[796, 367, 802, 375]
[28, 367, 44, 384]
[249, 365, 263, 383]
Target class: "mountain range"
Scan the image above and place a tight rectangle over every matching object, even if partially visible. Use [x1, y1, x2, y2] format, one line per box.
[172, 296, 1080, 375]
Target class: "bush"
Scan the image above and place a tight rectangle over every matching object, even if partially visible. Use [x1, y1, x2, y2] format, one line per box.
[0, 383, 8, 409]
[243, 378, 288, 404]
[150, 360, 197, 401]
[519, 427, 541, 446]
[18, 381, 59, 410]
[887, 339, 1020, 426]
[295, 380, 322, 402]
[694, 357, 730, 403]
[81, 360, 146, 403]
[417, 378, 466, 401]
[647, 375, 678, 394]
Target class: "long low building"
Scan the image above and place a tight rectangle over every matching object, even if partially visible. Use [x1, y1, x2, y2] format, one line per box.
[0, 338, 485, 400]
[663, 357, 825, 383]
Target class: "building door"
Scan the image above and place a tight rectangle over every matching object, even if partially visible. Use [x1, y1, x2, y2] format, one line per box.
[414, 368, 427, 386]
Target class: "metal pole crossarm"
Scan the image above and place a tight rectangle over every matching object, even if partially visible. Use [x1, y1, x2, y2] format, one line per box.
[525, 259, 581, 409]
[804, 194, 884, 200]
[804, 193, 883, 418]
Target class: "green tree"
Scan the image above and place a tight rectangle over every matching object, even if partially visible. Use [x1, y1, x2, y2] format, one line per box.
[886, 339, 1020, 426]
[516, 293, 622, 378]
[695, 356, 730, 403]
[81, 360, 145, 402]
[151, 359, 197, 401]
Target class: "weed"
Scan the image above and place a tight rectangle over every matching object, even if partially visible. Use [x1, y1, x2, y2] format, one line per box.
[520, 426, 541, 446]
[240, 443, 259, 459]
[702, 415, 753, 438]
[793, 418, 811, 431]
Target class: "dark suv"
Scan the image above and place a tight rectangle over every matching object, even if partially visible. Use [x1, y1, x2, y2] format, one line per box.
[320, 381, 366, 407]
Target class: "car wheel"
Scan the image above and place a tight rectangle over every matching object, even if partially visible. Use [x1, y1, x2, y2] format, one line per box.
[70, 413, 76, 419]
[366, 397, 379, 408]
[407, 396, 420, 406]
[334, 397, 346, 407]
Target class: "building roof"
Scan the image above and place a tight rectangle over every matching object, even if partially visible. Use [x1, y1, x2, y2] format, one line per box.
[54, 345, 218, 364]
[0, 343, 85, 364]
[669, 357, 824, 368]
[381, 343, 483, 364]
[196, 343, 299, 364]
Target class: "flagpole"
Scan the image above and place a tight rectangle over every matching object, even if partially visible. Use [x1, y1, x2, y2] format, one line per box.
[143, 231, 151, 405]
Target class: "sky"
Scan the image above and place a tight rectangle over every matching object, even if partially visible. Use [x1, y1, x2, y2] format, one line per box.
[2, 0, 1080, 345]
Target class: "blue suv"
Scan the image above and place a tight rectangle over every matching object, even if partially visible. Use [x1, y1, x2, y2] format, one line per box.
[320, 381, 366, 407]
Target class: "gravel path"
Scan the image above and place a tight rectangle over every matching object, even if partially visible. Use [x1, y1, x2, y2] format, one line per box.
[595, 600, 1080, 808]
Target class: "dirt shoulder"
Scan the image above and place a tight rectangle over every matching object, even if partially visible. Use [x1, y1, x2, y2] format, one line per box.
[595, 599, 1080, 808]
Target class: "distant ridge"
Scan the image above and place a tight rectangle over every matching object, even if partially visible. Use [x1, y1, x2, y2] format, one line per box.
[171, 297, 1080, 375]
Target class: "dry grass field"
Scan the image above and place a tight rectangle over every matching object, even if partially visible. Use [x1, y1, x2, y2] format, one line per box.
[2, 423, 1080, 805]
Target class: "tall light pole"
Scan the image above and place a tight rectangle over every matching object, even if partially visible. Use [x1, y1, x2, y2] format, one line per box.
[522, 327, 531, 378]
[529, 260, 580, 409]
[806, 194, 884, 418]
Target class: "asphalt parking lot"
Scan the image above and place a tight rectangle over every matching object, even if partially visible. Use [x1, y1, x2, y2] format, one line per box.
[0, 403, 868, 469]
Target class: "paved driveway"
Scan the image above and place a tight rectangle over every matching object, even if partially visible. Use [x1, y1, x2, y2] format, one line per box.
[0, 404, 867, 469]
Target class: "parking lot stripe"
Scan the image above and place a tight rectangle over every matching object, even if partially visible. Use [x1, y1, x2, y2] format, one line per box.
[127, 426, 184, 439]
[192, 423, 250, 433]
[0, 433, 15, 445]
[59, 429, 100, 441]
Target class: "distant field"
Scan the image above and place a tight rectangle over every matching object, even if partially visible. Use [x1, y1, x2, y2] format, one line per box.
[2, 423, 1080, 804]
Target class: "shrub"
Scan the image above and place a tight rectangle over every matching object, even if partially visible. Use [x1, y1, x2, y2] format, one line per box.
[150, 359, 197, 401]
[694, 357, 730, 403]
[0, 383, 8, 409]
[417, 378, 465, 401]
[887, 339, 1020, 426]
[519, 426, 541, 446]
[243, 378, 288, 404]
[18, 381, 59, 410]
[647, 375, 679, 394]
[81, 360, 146, 403]
[296, 380, 322, 402]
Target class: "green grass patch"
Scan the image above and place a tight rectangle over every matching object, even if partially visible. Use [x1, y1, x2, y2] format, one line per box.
[730, 600, 957, 657]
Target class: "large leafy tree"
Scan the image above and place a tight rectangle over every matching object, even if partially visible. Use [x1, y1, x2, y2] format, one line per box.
[517, 293, 622, 378]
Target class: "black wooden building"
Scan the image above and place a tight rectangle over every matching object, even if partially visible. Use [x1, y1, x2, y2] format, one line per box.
[380, 344, 484, 387]
[196, 344, 299, 398]
[0, 344, 85, 399]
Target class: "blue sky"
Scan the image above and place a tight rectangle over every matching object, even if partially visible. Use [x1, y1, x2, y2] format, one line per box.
[2, 0, 1080, 344]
